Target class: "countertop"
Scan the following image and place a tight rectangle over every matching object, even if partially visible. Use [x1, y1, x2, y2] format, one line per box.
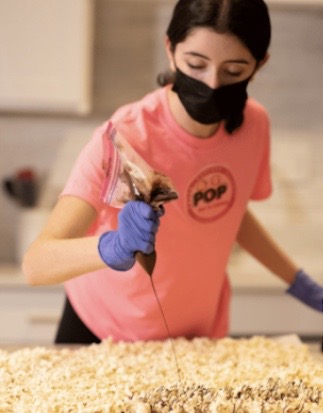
[1, 262, 322, 294]
[0, 263, 288, 291]
[0, 263, 63, 290]
[1, 344, 322, 364]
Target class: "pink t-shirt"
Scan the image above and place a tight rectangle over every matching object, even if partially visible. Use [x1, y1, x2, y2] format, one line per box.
[62, 86, 272, 341]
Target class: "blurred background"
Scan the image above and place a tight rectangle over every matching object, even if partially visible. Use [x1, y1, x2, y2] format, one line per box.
[0, 0, 322, 345]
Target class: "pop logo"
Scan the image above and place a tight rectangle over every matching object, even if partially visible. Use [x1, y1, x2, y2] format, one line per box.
[187, 166, 236, 222]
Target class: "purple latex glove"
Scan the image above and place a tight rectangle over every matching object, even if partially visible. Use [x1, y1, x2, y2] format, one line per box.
[286, 270, 323, 312]
[98, 200, 162, 271]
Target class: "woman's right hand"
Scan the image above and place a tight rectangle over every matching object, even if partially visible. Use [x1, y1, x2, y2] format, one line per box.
[98, 201, 162, 271]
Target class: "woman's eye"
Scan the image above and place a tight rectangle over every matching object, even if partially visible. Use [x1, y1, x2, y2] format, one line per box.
[227, 71, 243, 77]
[187, 63, 205, 70]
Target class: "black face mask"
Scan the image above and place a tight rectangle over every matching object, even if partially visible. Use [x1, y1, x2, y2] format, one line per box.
[172, 68, 250, 125]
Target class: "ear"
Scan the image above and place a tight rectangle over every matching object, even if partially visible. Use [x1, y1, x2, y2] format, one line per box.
[165, 36, 176, 72]
[257, 52, 270, 69]
[250, 53, 270, 81]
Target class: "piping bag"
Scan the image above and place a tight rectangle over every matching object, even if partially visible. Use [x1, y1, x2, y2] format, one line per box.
[100, 121, 182, 381]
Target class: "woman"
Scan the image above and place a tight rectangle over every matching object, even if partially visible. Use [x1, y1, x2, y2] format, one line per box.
[23, 0, 322, 344]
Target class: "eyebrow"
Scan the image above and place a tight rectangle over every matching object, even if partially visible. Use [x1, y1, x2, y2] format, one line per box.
[225, 59, 250, 64]
[184, 52, 250, 64]
[184, 52, 210, 60]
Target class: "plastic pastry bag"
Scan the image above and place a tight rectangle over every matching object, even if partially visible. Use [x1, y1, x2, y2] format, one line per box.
[100, 121, 178, 209]
[100, 121, 178, 275]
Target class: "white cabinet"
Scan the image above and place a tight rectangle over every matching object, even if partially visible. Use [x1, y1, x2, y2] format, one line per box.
[0, 0, 94, 114]
[230, 288, 323, 337]
[0, 266, 64, 345]
[229, 245, 323, 337]
[0, 264, 321, 345]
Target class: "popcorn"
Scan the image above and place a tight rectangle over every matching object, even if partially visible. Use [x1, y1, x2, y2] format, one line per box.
[0, 336, 322, 412]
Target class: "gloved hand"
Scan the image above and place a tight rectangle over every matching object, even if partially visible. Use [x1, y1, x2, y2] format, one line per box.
[286, 269, 323, 312]
[98, 201, 163, 271]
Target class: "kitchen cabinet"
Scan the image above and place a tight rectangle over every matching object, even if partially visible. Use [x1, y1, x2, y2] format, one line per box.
[0, 0, 93, 114]
[1, 263, 322, 346]
[229, 241, 323, 338]
[0, 265, 64, 345]
[230, 284, 323, 337]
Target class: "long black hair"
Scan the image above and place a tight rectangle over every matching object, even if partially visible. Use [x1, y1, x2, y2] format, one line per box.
[158, 0, 271, 133]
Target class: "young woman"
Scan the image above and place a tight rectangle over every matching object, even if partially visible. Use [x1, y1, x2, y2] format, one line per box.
[23, 0, 322, 344]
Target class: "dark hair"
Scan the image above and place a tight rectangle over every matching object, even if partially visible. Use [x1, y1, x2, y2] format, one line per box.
[158, 0, 271, 133]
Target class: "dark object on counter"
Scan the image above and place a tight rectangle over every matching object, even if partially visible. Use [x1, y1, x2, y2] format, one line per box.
[2, 168, 38, 207]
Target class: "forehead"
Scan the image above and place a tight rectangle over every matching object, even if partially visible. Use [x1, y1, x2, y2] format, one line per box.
[176, 27, 254, 62]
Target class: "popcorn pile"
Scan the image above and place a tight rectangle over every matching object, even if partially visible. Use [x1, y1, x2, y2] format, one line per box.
[0, 336, 322, 412]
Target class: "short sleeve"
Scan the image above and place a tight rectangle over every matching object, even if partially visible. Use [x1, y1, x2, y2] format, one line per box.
[250, 111, 272, 201]
[60, 122, 108, 212]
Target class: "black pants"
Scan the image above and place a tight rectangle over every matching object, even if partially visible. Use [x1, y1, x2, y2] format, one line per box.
[55, 295, 101, 344]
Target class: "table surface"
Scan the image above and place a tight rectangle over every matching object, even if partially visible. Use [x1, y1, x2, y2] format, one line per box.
[1, 341, 322, 361]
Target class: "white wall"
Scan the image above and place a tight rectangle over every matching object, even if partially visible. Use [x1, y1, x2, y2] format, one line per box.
[0, 2, 322, 267]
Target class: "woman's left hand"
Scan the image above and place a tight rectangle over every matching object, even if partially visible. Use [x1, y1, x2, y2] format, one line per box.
[286, 270, 323, 312]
